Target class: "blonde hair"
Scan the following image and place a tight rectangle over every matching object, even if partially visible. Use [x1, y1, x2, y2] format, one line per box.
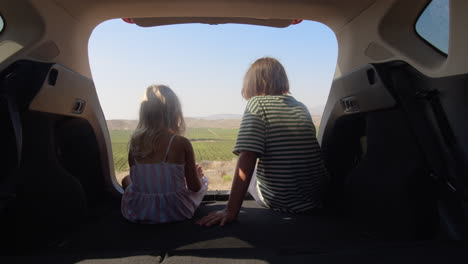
[130, 85, 185, 159]
[242, 57, 290, 100]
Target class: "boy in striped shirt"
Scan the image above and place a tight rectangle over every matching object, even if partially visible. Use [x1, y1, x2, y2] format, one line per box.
[198, 57, 328, 226]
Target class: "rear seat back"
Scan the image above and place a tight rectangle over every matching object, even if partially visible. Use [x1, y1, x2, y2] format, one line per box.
[321, 62, 440, 239]
[376, 62, 468, 239]
[0, 61, 97, 251]
[345, 109, 438, 240]
[0, 61, 52, 211]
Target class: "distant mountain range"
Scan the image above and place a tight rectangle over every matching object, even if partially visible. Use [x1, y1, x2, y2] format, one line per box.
[106, 120, 138, 130]
[308, 105, 325, 116]
[198, 114, 243, 120]
[107, 108, 323, 130]
[106, 117, 242, 130]
[185, 118, 241, 129]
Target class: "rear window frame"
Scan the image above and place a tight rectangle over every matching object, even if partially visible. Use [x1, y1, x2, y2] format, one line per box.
[414, 0, 449, 57]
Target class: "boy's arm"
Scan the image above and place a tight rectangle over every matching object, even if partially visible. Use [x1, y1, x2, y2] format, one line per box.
[226, 151, 258, 216]
[196, 151, 258, 226]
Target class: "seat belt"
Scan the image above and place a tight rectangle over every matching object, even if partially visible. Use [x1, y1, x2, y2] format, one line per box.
[413, 90, 457, 187]
[387, 67, 467, 239]
[414, 85, 468, 200]
[388, 69, 453, 188]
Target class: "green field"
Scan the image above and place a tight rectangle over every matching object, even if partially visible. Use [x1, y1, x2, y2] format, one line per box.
[110, 128, 239, 172]
[185, 128, 239, 141]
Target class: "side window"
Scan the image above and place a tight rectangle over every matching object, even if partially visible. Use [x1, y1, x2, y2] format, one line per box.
[0, 15, 4, 33]
[415, 0, 449, 54]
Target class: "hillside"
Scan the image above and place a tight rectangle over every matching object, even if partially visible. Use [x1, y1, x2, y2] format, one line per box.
[311, 115, 321, 128]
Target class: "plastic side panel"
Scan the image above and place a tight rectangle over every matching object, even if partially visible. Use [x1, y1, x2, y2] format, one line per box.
[29, 64, 121, 195]
[319, 64, 396, 142]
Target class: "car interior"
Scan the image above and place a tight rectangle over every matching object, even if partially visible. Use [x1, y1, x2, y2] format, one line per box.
[1, 0, 468, 263]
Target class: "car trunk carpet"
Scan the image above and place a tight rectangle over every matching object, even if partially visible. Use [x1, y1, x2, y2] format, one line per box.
[4, 200, 468, 263]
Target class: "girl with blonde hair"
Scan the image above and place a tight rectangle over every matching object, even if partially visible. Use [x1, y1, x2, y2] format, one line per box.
[198, 57, 328, 226]
[121, 85, 208, 224]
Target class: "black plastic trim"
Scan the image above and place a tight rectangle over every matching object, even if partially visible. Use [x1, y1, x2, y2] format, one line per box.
[48, 68, 58, 86]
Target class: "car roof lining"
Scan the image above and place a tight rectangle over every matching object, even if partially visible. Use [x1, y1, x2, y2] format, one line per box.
[2, 0, 468, 80]
[52, 0, 377, 31]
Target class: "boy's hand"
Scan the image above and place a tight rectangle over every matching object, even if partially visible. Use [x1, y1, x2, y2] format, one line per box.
[196, 209, 237, 226]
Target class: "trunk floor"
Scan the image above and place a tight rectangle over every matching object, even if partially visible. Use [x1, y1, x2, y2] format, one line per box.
[5, 200, 468, 263]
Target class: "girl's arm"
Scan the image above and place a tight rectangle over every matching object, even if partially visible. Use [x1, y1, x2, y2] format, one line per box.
[128, 151, 135, 167]
[183, 138, 203, 192]
[122, 151, 136, 190]
[196, 151, 258, 226]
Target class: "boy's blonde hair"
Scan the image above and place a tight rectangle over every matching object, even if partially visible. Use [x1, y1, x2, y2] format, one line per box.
[242, 57, 290, 100]
[130, 85, 185, 159]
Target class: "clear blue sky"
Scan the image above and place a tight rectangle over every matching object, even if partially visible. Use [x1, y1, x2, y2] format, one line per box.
[89, 19, 337, 119]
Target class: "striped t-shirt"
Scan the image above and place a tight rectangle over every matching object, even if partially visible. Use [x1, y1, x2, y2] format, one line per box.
[233, 95, 328, 213]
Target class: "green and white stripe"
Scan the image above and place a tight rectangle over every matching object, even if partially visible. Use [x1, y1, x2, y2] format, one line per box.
[233, 95, 327, 213]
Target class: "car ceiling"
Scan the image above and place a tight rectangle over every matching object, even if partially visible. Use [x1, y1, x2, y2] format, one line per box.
[51, 0, 377, 31]
[2, 0, 468, 79]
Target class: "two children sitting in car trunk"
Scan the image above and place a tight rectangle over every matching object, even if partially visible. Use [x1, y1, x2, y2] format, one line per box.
[121, 57, 328, 225]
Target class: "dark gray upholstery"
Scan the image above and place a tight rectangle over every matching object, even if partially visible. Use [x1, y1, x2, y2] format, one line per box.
[344, 109, 438, 240]
[4, 200, 468, 263]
